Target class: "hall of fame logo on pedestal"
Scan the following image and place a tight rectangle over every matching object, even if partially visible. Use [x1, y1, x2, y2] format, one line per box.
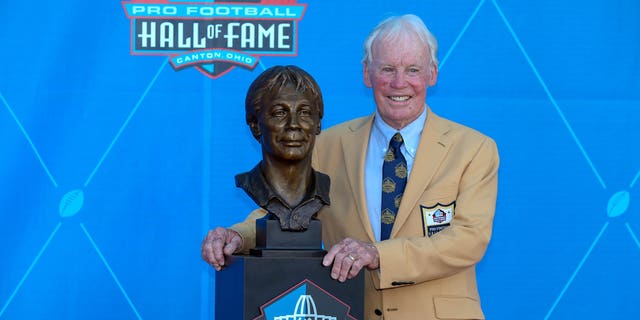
[255, 279, 357, 320]
[122, 0, 306, 78]
[274, 295, 334, 320]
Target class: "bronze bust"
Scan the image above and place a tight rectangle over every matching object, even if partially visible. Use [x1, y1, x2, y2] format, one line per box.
[235, 65, 330, 231]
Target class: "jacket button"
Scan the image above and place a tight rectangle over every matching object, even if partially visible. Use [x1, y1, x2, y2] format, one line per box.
[374, 309, 383, 316]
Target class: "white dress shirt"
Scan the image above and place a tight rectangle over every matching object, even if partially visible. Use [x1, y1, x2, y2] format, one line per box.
[364, 106, 426, 241]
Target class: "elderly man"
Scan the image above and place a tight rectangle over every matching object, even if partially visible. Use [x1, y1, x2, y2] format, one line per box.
[203, 14, 499, 320]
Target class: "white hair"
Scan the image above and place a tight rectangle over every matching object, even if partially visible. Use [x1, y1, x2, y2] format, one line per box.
[362, 14, 439, 68]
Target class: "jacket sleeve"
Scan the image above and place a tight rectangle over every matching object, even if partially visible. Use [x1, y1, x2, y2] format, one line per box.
[229, 208, 268, 254]
[374, 136, 499, 289]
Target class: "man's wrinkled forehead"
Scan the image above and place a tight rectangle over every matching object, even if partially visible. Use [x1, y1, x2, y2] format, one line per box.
[370, 35, 431, 65]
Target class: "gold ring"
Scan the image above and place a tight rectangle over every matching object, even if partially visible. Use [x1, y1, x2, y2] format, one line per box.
[347, 254, 356, 261]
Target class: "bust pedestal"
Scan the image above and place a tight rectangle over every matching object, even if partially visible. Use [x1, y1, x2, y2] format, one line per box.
[214, 218, 363, 319]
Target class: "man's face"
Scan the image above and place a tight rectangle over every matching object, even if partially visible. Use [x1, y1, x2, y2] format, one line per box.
[364, 35, 438, 130]
[255, 83, 321, 162]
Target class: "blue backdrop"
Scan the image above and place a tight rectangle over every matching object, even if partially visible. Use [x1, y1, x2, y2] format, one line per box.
[1, 0, 639, 319]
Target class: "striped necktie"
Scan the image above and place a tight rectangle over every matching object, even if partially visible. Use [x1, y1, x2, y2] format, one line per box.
[381, 133, 407, 240]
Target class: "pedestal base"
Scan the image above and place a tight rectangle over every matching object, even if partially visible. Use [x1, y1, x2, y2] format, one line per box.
[215, 251, 363, 319]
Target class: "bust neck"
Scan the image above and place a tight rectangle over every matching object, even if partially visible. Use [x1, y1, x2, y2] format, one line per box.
[260, 156, 313, 208]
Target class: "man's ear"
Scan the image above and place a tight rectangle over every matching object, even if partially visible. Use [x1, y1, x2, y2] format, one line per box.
[315, 122, 321, 135]
[428, 64, 439, 87]
[249, 119, 261, 140]
[363, 62, 372, 88]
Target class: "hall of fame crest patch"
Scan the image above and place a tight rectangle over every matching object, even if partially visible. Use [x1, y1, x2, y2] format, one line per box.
[420, 202, 455, 237]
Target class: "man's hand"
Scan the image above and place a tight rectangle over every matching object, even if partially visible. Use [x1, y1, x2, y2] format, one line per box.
[322, 237, 380, 282]
[201, 227, 243, 271]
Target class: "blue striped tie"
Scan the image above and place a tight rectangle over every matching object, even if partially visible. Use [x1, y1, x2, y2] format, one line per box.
[381, 133, 407, 240]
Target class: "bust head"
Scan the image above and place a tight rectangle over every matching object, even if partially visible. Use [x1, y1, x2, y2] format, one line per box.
[245, 65, 324, 163]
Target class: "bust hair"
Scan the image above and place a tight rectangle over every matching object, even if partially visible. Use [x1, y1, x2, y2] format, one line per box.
[244, 65, 324, 133]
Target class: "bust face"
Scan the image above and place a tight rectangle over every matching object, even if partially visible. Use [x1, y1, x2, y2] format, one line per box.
[256, 83, 321, 162]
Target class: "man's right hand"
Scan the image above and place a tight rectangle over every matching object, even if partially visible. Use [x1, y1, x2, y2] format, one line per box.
[201, 227, 243, 271]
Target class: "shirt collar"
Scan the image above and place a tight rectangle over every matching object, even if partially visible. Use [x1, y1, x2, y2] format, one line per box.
[372, 105, 427, 158]
[235, 162, 331, 208]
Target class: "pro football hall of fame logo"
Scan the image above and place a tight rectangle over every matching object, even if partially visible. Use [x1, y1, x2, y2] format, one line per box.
[257, 280, 357, 320]
[122, 0, 306, 79]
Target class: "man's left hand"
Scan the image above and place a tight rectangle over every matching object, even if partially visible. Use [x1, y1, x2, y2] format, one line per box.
[322, 237, 380, 282]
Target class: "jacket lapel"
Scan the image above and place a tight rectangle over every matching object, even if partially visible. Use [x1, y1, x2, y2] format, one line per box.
[391, 108, 452, 237]
[340, 114, 376, 242]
